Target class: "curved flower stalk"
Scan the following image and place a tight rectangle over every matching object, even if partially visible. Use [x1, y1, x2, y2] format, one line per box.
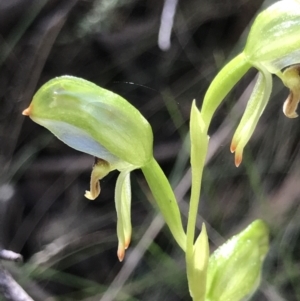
[201, 0, 300, 167]
[23, 76, 186, 260]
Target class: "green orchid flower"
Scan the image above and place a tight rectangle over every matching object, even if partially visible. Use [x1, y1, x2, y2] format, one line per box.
[23, 76, 186, 260]
[200, 0, 300, 167]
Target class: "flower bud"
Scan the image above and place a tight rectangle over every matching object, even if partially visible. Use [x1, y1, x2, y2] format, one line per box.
[187, 223, 209, 301]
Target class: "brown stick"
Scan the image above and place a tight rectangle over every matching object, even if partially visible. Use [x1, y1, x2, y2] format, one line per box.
[0, 249, 33, 301]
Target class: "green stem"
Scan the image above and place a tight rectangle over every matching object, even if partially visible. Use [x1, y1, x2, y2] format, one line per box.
[186, 105, 209, 266]
[141, 157, 186, 251]
[186, 142, 208, 257]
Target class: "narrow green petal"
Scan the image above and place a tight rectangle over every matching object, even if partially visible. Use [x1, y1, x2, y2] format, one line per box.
[230, 69, 272, 166]
[120, 172, 132, 248]
[115, 171, 132, 261]
[201, 53, 251, 129]
[141, 158, 186, 251]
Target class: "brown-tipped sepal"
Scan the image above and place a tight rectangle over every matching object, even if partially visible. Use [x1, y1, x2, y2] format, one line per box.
[230, 70, 272, 167]
[115, 171, 132, 262]
[22, 106, 32, 116]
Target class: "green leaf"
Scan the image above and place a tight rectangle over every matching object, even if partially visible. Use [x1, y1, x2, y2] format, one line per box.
[205, 220, 269, 301]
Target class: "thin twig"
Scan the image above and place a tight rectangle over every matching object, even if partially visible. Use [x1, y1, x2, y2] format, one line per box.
[158, 0, 178, 51]
[0, 250, 33, 301]
[0, 250, 23, 263]
[0, 265, 34, 301]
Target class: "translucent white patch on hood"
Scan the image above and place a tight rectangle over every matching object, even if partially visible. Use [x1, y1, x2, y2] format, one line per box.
[262, 48, 300, 73]
[33, 117, 122, 165]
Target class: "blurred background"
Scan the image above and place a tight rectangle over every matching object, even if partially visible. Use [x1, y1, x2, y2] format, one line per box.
[1, 0, 300, 300]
